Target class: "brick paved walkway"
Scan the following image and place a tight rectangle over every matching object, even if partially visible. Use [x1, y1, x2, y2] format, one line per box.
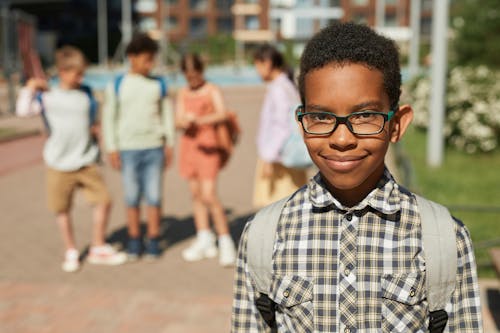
[0, 86, 498, 332]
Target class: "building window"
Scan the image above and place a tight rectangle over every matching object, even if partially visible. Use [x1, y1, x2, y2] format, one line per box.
[216, 0, 233, 11]
[421, 16, 432, 35]
[296, 18, 314, 38]
[422, 0, 433, 11]
[164, 16, 179, 30]
[217, 17, 233, 33]
[245, 16, 260, 30]
[296, 0, 313, 7]
[190, 17, 208, 36]
[138, 17, 158, 31]
[353, 0, 369, 5]
[385, 13, 398, 27]
[271, 18, 281, 32]
[352, 13, 368, 25]
[190, 0, 208, 11]
[136, 0, 157, 12]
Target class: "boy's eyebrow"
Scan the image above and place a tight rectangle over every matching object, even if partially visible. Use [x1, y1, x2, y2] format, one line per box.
[352, 100, 385, 110]
[304, 100, 386, 113]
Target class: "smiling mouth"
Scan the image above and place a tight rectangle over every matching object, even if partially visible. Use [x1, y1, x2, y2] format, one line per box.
[322, 155, 366, 172]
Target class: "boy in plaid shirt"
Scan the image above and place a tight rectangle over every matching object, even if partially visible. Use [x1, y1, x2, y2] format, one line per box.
[232, 22, 482, 332]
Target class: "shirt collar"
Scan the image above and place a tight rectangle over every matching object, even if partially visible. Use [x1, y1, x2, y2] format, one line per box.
[308, 168, 401, 214]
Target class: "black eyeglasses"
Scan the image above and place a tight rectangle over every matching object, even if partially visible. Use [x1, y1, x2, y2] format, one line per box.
[296, 105, 396, 136]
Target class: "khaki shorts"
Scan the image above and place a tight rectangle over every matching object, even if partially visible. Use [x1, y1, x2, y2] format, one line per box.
[46, 164, 111, 213]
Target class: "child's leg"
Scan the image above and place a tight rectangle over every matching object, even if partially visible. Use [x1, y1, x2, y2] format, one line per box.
[141, 147, 165, 257]
[56, 211, 76, 250]
[127, 207, 141, 238]
[78, 165, 113, 246]
[200, 178, 235, 266]
[79, 165, 126, 265]
[46, 167, 78, 254]
[189, 178, 210, 231]
[92, 202, 111, 246]
[182, 178, 218, 262]
[146, 206, 161, 238]
[199, 179, 228, 235]
[120, 150, 143, 257]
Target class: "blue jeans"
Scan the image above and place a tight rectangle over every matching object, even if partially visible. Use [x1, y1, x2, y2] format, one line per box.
[120, 147, 164, 207]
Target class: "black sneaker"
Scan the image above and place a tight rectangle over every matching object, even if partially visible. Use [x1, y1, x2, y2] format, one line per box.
[127, 237, 142, 261]
[144, 238, 161, 260]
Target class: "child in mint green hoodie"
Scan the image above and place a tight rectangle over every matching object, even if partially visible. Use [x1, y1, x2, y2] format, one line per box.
[103, 33, 175, 260]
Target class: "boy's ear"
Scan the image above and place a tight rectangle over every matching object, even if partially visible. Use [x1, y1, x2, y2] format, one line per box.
[389, 104, 413, 143]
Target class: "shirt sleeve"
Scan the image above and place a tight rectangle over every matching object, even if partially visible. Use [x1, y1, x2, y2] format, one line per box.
[16, 87, 42, 117]
[102, 83, 118, 152]
[162, 96, 176, 148]
[258, 85, 294, 163]
[445, 220, 483, 332]
[231, 222, 272, 333]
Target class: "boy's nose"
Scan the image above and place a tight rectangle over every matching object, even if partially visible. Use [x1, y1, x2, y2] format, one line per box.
[328, 122, 357, 149]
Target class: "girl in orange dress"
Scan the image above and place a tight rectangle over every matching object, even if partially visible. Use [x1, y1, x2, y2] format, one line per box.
[176, 53, 236, 266]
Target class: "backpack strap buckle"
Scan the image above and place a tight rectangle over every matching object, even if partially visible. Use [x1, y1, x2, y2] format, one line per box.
[428, 309, 448, 333]
[255, 293, 277, 328]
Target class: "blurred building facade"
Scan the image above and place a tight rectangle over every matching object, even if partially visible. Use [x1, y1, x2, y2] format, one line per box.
[137, 0, 433, 43]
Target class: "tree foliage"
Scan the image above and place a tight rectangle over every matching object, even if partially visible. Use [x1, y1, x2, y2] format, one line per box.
[451, 0, 500, 68]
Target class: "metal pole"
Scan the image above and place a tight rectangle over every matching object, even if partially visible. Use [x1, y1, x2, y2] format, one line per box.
[375, 0, 385, 28]
[158, 0, 167, 70]
[97, 0, 108, 67]
[427, 0, 449, 167]
[121, 0, 132, 58]
[1, 2, 15, 114]
[408, 0, 421, 78]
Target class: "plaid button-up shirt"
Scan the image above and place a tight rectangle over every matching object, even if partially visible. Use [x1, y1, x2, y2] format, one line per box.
[232, 170, 482, 332]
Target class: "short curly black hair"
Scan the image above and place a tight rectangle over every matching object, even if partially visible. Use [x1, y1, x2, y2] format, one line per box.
[298, 22, 401, 108]
[125, 33, 159, 55]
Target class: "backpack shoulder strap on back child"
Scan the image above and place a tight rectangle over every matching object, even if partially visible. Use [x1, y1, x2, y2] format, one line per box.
[415, 195, 457, 333]
[247, 195, 290, 329]
[114, 74, 167, 99]
[247, 194, 457, 333]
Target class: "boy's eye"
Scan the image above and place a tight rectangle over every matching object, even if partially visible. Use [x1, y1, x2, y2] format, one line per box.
[308, 113, 334, 122]
[350, 112, 378, 123]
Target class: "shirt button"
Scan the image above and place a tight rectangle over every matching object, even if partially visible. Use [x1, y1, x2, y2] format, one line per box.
[409, 288, 416, 297]
[345, 213, 353, 221]
[344, 269, 350, 276]
[283, 289, 290, 298]
[344, 328, 351, 333]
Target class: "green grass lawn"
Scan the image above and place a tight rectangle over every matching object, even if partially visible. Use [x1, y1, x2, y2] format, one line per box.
[399, 128, 500, 278]
[0, 127, 19, 140]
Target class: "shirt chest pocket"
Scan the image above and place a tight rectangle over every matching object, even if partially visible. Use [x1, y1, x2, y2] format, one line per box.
[381, 271, 428, 332]
[270, 275, 314, 332]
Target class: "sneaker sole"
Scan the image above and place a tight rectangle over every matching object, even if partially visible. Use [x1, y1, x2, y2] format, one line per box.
[182, 248, 218, 262]
[87, 255, 127, 266]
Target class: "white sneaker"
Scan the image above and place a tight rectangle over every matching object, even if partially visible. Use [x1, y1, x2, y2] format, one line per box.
[218, 235, 236, 267]
[182, 232, 218, 262]
[62, 248, 80, 273]
[87, 244, 127, 266]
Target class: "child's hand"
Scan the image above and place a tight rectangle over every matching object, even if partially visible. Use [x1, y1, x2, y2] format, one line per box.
[26, 78, 48, 92]
[108, 152, 121, 170]
[90, 124, 100, 138]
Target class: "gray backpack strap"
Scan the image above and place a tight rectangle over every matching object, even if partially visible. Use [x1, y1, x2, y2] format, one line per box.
[247, 195, 290, 295]
[415, 195, 457, 332]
